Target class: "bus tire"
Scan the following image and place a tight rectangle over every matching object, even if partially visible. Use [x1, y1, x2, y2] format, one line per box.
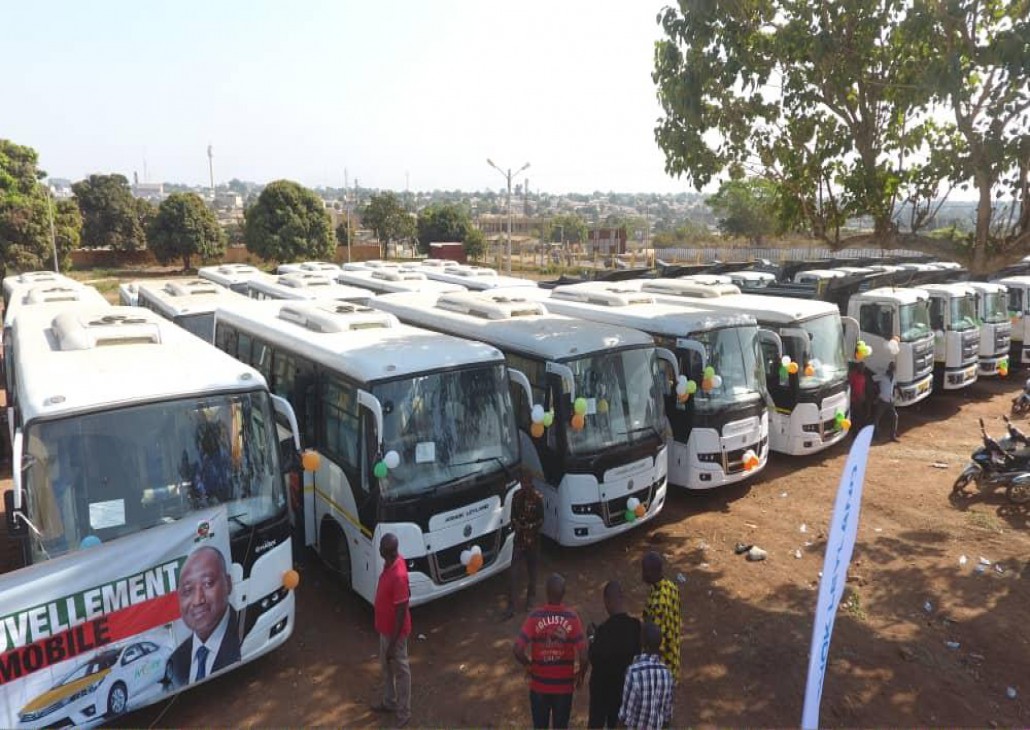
[319, 519, 352, 591]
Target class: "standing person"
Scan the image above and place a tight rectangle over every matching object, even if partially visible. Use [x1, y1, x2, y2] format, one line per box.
[587, 581, 641, 729]
[372, 533, 412, 728]
[640, 551, 681, 682]
[619, 623, 675, 730]
[848, 361, 869, 429]
[872, 361, 900, 442]
[504, 469, 545, 620]
[513, 573, 589, 729]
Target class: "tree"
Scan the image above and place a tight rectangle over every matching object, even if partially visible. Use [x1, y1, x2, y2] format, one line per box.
[335, 220, 354, 247]
[706, 179, 781, 245]
[362, 192, 416, 256]
[244, 180, 335, 262]
[0, 139, 81, 275]
[72, 174, 147, 250]
[417, 203, 473, 253]
[548, 213, 588, 244]
[463, 227, 486, 260]
[148, 192, 227, 271]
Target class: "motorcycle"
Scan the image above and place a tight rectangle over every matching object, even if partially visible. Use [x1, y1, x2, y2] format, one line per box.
[952, 418, 1030, 504]
[1011, 378, 1030, 417]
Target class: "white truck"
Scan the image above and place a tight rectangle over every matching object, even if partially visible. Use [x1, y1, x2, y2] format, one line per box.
[921, 283, 981, 390]
[966, 281, 1011, 376]
[997, 275, 1030, 366]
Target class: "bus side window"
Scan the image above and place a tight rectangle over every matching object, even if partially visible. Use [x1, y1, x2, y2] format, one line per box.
[252, 339, 272, 381]
[1009, 288, 1023, 313]
[237, 333, 252, 365]
[214, 323, 236, 356]
[930, 299, 945, 331]
[504, 353, 545, 430]
[321, 378, 360, 473]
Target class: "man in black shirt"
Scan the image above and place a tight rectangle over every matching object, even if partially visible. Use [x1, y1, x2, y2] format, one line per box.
[587, 580, 641, 728]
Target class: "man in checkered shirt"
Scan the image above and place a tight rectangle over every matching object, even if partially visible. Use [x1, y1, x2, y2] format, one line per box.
[619, 622, 674, 730]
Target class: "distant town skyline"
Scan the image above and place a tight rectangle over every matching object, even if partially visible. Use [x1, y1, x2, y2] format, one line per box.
[6, 1, 709, 195]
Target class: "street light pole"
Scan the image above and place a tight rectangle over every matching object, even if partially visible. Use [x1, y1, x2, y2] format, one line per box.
[44, 185, 59, 273]
[487, 158, 529, 275]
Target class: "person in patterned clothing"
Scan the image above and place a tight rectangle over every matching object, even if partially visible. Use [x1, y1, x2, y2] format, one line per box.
[641, 551, 681, 681]
[619, 622, 674, 730]
[504, 469, 545, 620]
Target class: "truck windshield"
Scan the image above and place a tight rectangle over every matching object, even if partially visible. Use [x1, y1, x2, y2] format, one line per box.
[687, 326, 764, 412]
[374, 364, 519, 500]
[950, 295, 978, 331]
[899, 302, 931, 342]
[981, 292, 1008, 324]
[565, 346, 665, 454]
[23, 391, 283, 563]
[791, 314, 848, 389]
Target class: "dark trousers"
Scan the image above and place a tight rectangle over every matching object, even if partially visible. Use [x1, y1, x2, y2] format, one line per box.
[530, 690, 573, 729]
[587, 690, 620, 729]
[508, 543, 539, 611]
[873, 399, 898, 439]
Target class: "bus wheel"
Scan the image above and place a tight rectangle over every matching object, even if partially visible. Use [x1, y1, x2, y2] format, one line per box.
[320, 520, 352, 590]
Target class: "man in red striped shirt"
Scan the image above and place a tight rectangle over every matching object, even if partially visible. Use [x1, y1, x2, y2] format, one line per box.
[513, 573, 590, 729]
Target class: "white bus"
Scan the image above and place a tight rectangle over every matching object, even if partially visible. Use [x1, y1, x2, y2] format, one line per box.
[2, 303, 302, 726]
[336, 268, 467, 295]
[197, 264, 274, 294]
[133, 278, 250, 340]
[247, 273, 374, 304]
[3, 271, 80, 311]
[277, 261, 342, 275]
[634, 278, 855, 455]
[372, 291, 670, 546]
[508, 283, 773, 490]
[212, 299, 522, 605]
[419, 264, 539, 291]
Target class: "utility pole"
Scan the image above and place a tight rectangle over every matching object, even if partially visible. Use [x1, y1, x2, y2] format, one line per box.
[207, 144, 215, 198]
[45, 184, 59, 273]
[486, 159, 530, 275]
[344, 168, 352, 263]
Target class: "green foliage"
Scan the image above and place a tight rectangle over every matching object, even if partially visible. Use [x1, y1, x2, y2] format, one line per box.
[706, 179, 781, 244]
[651, 220, 716, 248]
[72, 174, 148, 251]
[244, 180, 335, 262]
[548, 213, 588, 244]
[335, 220, 354, 247]
[417, 203, 474, 254]
[463, 227, 486, 260]
[0, 139, 81, 274]
[362, 192, 416, 252]
[148, 192, 226, 271]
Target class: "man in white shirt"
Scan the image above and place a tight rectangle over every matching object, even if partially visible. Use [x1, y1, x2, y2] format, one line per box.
[168, 545, 241, 688]
[872, 362, 900, 442]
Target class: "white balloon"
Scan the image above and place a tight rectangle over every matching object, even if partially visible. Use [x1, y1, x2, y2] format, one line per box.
[384, 450, 400, 469]
[711, 374, 723, 388]
[677, 374, 688, 387]
[460, 549, 472, 566]
[781, 355, 792, 367]
[531, 404, 545, 424]
[887, 339, 900, 356]
[471, 544, 483, 556]
[675, 383, 687, 396]
[627, 497, 640, 511]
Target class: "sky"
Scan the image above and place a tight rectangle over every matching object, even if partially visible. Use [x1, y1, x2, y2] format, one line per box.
[5, 0, 694, 195]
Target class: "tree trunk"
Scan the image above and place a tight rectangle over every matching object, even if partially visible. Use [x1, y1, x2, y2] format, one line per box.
[182, 254, 191, 272]
[972, 171, 992, 274]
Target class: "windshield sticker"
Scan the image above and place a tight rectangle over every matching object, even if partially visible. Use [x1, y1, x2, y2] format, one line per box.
[586, 398, 597, 416]
[88, 500, 126, 530]
[415, 441, 436, 464]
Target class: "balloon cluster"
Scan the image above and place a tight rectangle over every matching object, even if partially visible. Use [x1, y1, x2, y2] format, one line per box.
[569, 397, 589, 431]
[373, 449, 401, 479]
[702, 366, 723, 392]
[998, 358, 1010, 377]
[855, 340, 872, 361]
[834, 409, 852, 432]
[674, 375, 699, 403]
[624, 497, 646, 523]
[530, 404, 555, 438]
[460, 545, 484, 575]
[886, 337, 901, 356]
[779, 356, 799, 379]
[742, 449, 760, 471]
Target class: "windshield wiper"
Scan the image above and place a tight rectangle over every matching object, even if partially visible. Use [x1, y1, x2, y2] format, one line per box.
[228, 512, 250, 529]
[618, 425, 663, 441]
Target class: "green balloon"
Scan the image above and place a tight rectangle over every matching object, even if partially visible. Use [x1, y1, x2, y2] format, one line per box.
[373, 461, 388, 479]
[686, 379, 698, 394]
[542, 410, 554, 427]
[574, 397, 588, 415]
[624, 509, 637, 523]
[779, 365, 789, 379]
[704, 366, 715, 378]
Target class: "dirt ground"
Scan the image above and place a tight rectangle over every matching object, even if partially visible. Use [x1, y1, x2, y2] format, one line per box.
[67, 376, 1020, 728]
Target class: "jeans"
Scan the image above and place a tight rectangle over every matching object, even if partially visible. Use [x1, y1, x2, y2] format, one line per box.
[379, 634, 411, 722]
[530, 690, 573, 729]
[508, 543, 539, 611]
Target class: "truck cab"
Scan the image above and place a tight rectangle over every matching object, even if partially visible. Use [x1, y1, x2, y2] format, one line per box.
[921, 283, 981, 390]
[966, 281, 1011, 376]
[847, 287, 935, 406]
[997, 276, 1030, 366]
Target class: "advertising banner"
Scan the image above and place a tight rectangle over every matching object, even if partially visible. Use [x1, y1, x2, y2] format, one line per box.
[801, 425, 873, 729]
[0, 508, 237, 728]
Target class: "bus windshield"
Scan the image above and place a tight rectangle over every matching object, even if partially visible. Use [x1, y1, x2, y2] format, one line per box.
[950, 295, 978, 331]
[792, 315, 847, 389]
[23, 391, 283, 562]
[374, 364, 519, 500]
[981, 292, 1008, 324]
[688, 326, 764, 412]
[899, 302, 931, 342]
[564, 346, 665, 454]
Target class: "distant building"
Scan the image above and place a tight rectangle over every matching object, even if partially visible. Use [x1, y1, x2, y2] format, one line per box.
[587, 227, 627, 256]
[132, 181, 166, 202]
[476, 213, 532, 236]
[214, 191, 243, 210]
[48, 178, 74, 200]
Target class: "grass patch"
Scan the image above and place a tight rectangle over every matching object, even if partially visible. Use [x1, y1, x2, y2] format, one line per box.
[841, 588, 867, 621]
[967, 510, 1003, 533]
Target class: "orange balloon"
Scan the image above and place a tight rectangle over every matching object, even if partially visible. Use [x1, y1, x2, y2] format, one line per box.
[530, 422, 545, 438]
[787, 362, 799, 375]
[466, 553, 484, 574]
[282, 569, 300, 591]
[634, 504, 646, 518]
[702, 378, 714, 392]
[301, 450, 321, 472]
[804, 364, 815, 377]
[571, 413, 586, 431]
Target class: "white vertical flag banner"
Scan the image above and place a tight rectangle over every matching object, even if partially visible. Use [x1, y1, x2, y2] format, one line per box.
[801, 425, 874, 730]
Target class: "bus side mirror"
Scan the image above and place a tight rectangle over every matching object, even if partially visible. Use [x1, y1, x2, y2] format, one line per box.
[5, 489, 27, 539]
[357, 389, 385, 451]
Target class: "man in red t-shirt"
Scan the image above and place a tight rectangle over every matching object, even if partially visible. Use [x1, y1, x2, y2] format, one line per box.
[513, 573, 589, 729]
[373, 533, 412, 727]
